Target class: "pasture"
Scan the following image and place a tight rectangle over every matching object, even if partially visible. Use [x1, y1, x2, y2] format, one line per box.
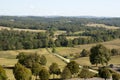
[86, 23, 120, 29]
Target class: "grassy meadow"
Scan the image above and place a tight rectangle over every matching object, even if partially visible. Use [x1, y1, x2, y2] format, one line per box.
[86, 23, 120, 29]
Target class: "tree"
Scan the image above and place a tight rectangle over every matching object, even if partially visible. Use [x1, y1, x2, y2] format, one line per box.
[89, 44, 111, 66]
[40, 55, 47, 65]
[52, 47, 56, 53]
[66, 61, 79, 77]
[98, 67, 111, 80]
[112, 73, 120, 80]
[79, 68, 95, 80]
[23, 41, 33, 49]
[61, 67, 72, 79]
[17, 53, 44, 68]
[49, 63, 61, 79]
[39, 68, 50, 80]
[31, 63, 42, 80]
[13, 63, 32, 80]
[16, 52, 27, 65]
[80, 49, 90, 57]
[0, 65, 7, 80]
[111, 49, 119, 56]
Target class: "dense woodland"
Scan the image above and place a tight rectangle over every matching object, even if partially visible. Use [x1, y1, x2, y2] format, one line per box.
[0, 16, 120, 32]
[0, 16, 120, 50]
[0, 28, 119, 50]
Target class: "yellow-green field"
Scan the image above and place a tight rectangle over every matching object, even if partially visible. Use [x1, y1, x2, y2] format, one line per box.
[66, 36, 89, 40]
[75, 56, 120, 66]
[56, 39, 120, 56]
[86, 23, 120, 29]
[0, 48, 66, 80]
[0, 26, 46, 32]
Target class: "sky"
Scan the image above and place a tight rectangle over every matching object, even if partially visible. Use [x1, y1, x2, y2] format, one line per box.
[0, 0, 120, 17]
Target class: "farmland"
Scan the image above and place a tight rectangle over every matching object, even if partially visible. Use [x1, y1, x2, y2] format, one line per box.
[0, 16, 120, 80]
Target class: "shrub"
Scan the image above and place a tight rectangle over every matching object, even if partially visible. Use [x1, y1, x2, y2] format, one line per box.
[112, 73, 120, 80]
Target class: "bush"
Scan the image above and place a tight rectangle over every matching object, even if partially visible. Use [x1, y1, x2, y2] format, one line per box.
[0, 65, 7, 80]
[98, 67, 111, 79]
[112, 73, 120, 80]
[78, 68, 96, 78]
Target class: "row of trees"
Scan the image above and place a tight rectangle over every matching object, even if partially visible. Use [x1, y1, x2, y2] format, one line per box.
[0, 16, 120, 32]
[14, 52, 80, 80]
[0, 27, 119, 50]
[80, 48, 120, 57]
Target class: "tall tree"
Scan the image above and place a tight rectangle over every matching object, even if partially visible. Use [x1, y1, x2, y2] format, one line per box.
[98, 67, 111, 80]
[39, 68, 50, 80]
[49, 63, 61, 79]
[89, 44, 111, 66]
[13, 63, 32, 80]
[61, 67, 72, 79]
[31, 62, 42, 80]
[66, 61, 79, 77]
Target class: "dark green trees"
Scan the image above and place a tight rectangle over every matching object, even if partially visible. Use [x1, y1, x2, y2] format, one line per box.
[66, 61, 79, 77]
[61, 67, 72, 79]
[13, 63, 32, 80]
[112, 73, 120, 80]
[39, 68, 50, 80]
[40, 55, 47, 65]
[79, 67, 95, 79]
[31, 63, 42, 79]
[98, 67, 111, 80]
[80, 49, 90, 57]
[49, 63, 61, 79]
[17, 53, 47, 68]
[89, 44, 111, 66]
[0, 65, 7, 80]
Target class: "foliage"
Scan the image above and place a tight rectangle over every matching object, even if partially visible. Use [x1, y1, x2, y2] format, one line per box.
[61, 67, 72, 79]
[89, 44, 111, 66]
[98, 67, 111, 80]
[31, 62, 42, 79]
[80, 49, 90, 57]
[39, 68, 50, 80]
[13, 63, 32, 80]
[16, 53, 47, 68]
[111, 48, 120, 56]
[49, 63, 61, 79]
[66, 61, 79, 75]
[112, 73, 120, 80]
[0, 65, 7, 80]
[40, 55, 47, 65]
[78, 68, 95, 79]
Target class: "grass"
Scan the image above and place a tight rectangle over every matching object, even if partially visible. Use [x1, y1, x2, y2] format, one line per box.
[66, 36, 89, 40]
[0, 48, 66, 80]
[86, 23, 120, 29]
[75, 56, 120, 66]
[0, 26, 46, 32]
[56, 39, 120, 56]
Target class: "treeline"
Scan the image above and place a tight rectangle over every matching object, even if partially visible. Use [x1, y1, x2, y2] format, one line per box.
[0, 16, 120, 32]
[0, 29, 49, 50]
[0, 28, 120, 50]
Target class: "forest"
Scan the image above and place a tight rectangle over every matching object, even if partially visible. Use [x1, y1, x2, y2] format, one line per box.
[0, 16, 120, 50]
